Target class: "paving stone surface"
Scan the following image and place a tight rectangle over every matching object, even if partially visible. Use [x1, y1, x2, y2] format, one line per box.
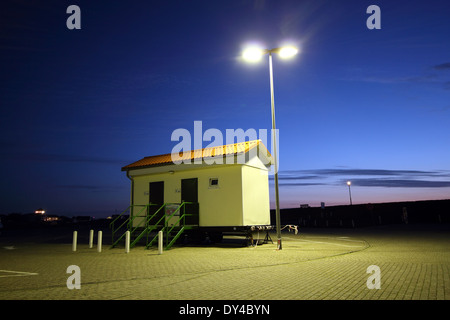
[0, 224, 449, 300]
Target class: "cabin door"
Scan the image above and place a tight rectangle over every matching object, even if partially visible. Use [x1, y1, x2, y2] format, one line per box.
[149, 181, 164, 223]
[181, 178, 199, 225]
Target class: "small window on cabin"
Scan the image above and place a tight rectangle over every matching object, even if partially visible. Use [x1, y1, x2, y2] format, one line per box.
[209, 178, 219, 188]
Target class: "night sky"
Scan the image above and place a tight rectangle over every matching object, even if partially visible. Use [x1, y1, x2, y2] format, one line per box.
[1, 0, 449, 218]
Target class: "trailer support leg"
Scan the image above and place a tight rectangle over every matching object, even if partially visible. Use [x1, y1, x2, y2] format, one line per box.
[263, 231, 273, 244]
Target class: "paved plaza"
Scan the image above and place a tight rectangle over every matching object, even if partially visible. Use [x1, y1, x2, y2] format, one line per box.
[0, 224, 449, 300]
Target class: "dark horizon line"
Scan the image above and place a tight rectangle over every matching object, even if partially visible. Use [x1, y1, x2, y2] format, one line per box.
[3, 198, 450, 218]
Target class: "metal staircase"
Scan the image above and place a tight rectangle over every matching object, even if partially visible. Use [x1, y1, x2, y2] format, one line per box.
[109, 202, 198, 250]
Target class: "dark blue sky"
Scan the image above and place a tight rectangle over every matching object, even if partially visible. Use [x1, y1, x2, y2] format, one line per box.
[1, 0, 449, 217]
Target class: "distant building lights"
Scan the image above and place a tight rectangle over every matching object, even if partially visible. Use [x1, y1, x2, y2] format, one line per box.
[43, 216, 59, 222]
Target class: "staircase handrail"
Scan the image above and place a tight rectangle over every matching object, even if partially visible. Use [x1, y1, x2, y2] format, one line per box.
[110, 204, 150, 248]
[146, 201, 195, 248]
[130, 203, 167, 248]
[109, 205, 131, 231]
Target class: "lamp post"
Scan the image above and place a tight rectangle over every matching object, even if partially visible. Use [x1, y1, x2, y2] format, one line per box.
[347, 181, 353, 205]
[242, 45, 299, 250]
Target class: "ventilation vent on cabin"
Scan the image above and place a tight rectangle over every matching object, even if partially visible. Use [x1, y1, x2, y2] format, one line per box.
[209, 178, 219, 188]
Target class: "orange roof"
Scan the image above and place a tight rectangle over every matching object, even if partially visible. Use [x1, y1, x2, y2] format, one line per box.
[121, 139, 272, 171]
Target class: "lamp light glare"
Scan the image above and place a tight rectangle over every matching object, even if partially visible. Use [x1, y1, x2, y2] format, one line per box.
[242, 47, 264, 62]
[347, 181, 351, 186]
[279, 46, 298, 59]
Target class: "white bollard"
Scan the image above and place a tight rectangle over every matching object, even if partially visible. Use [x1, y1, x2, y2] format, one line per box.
[125, 231, 130, 253]
[97, 231, 102, 253]
[89, 229, 94, 248]
[158, 230, 163, 255]
[72, 231, 77, 252]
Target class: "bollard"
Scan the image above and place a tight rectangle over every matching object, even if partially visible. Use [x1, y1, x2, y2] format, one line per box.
[89, 229, 94, 248]
[402, 207, 408, 224]
[97, 231, 102, 253]
[158, 230, 163, 255]
[72, 231, 77, 252]
[125, 231, 130, 253]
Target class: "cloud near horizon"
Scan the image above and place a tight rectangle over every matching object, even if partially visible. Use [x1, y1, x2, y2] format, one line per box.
[54, 184, 127, 192]
[271, 168, 450, 189]
[433, 62, 450, 70]
[345, 178, 450, 188]
[341, 62, 450, 91]
[0, 149, 128, 166]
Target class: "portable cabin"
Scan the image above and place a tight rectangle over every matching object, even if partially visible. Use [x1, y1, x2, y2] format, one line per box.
[118, 139, 273, 247]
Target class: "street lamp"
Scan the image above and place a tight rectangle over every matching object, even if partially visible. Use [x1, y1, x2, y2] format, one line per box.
[347, 181, 353, 205]
[242, 45, 299, 250]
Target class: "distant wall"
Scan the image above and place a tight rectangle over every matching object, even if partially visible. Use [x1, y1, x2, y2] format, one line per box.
[271, 199, 450, 228]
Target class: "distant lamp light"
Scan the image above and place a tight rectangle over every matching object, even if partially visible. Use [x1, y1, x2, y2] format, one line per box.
[347, 181, 353, 205]
[35, 209, 45, 215]
[279, 46, 299, 59]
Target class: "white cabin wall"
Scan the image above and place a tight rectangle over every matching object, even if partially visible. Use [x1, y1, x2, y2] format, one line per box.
[130, 164, 245, 227]
[241, 163, 271, 226]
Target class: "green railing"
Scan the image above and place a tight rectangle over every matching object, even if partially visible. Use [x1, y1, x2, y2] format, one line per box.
[109, 205, 133, 247]
[109, 204, 156, 248]
[110, 202, 198, 250]
[131, 203, 169, 248]
[146, 201, 198, 250]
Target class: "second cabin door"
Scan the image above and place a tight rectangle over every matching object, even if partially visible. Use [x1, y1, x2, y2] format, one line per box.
[181, 178, 199, 225]
[181, 178, 198, 203]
